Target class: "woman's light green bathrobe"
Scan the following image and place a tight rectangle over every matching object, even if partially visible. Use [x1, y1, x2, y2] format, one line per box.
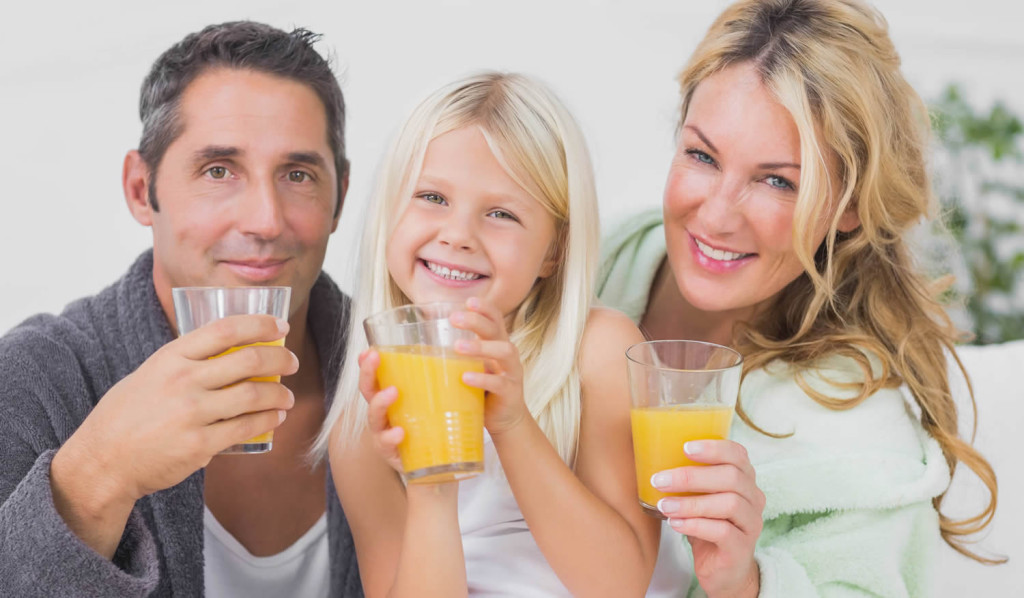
[599, 210, 949, 597]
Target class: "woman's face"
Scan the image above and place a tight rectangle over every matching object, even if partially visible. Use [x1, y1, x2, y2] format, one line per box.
[663, 62, 855, 316]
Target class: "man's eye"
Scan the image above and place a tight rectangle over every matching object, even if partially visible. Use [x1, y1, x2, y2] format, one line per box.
[288, 171, 311, 183]
[207, 166, 228, 179]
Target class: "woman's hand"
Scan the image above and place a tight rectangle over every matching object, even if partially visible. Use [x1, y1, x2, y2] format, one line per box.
[357, 348, 404, 473]
[449, 297, 529, 437]
[653, 439, 765, 598]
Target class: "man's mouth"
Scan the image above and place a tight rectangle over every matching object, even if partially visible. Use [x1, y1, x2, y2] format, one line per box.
[221, 258, 291, 281]
[422, 259, 484, 281]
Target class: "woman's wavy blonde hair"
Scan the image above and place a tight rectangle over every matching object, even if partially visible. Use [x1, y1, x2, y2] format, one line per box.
[677, 0, 1001, 563]
[312, 72, 599, 466]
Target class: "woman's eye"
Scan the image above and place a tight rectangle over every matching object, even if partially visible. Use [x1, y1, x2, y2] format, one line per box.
[765, 175, 795, 190]
[288, 170, 312, 183]
[685, 148, 716, 166]
[206, 166, 229, 179]
[419, 193, 446, 205]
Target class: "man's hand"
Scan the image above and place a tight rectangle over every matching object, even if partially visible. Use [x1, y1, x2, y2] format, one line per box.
[49, 314, 298, 559]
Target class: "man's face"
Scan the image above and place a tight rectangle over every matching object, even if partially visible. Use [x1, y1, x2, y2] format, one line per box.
[133, 68, 341, 324]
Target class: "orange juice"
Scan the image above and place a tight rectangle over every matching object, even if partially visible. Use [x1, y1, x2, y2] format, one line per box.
[376, 345, 485, 484]
[210, 338, 286, 446]
[631, 404, 734, 511]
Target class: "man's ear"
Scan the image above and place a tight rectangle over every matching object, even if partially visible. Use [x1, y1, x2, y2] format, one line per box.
[331, 170, 349, 233]
[123, 151, 155, 226]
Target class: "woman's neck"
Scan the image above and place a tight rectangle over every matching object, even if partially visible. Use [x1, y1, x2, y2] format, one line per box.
[639, 258, 749, 348]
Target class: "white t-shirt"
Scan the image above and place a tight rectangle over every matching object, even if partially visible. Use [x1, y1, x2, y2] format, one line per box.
[203, 506, 330, 598]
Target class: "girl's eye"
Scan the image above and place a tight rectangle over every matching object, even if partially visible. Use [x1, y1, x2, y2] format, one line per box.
[685, 148, 716, 166]
[288, 170, 312, 183]
[418, 193, 447, 205]
[206, 166, 229, 179]
[765, 175, 795, 191]
[487, 209, 518, 221]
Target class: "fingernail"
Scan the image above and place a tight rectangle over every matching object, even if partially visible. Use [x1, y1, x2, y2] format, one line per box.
[651, 472, 671, 490]
[684, 441, 703, 455]
[658, 498, 679, 515]
[276, 318, 289, 334]
[278, 410, 287, 423]
[450, 312, 464, 325]
[467, 297, 480, 309]
[462, 372, 477, 384]
[669, 518, 687, 532]
[455, 339, 470, 352]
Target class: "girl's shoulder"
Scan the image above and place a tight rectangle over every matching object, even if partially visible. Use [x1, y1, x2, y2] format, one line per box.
[577, 307, 644, 401]
[579, 307, 644, 367]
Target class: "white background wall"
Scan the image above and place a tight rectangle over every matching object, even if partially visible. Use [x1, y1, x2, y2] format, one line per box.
[1, 0, 1020, 593]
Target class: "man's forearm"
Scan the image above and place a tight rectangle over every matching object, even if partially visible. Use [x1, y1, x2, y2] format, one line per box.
[50, 436, 136, 560]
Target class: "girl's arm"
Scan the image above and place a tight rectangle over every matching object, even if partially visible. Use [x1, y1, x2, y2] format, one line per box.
[329, 350, 468, 598]
[456, 302, 661, 596]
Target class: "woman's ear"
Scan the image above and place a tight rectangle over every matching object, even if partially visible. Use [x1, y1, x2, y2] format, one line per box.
[837, 204, 860, 233]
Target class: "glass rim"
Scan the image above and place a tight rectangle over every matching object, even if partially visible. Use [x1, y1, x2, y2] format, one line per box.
[363, 301, 467, 325]
[625, 339, 743, 373]
[171, 285, 291, 292]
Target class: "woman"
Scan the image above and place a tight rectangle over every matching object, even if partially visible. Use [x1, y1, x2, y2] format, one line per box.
[599, 0, 1002, 596]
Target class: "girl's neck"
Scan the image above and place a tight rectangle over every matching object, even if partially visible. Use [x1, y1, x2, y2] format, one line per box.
[639, 258, 749, 348]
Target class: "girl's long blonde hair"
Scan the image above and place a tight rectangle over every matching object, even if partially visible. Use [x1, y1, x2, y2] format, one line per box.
[313, 73, 599, 466]
[678, 0, 1002, 563]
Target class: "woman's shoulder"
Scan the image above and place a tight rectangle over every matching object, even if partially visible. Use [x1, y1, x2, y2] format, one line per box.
[736, 353, 950, 517]
[738, 353, 915, 448]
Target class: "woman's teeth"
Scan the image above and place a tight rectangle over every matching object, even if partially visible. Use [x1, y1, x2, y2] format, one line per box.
[425, 261, 482, 281]
[694, 238, 751, 262]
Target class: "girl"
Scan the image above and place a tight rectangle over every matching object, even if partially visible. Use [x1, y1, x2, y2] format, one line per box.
[314, 73, 661, 596]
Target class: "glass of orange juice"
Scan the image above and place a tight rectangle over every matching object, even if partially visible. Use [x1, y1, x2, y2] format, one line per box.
[363, 303, 485, 484]
[626, 340, 742, 517]
[171, 286, 291, 454]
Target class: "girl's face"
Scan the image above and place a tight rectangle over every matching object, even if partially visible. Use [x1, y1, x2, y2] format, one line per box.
[663, 62, 857, 316]
[386, 126, 559, 317]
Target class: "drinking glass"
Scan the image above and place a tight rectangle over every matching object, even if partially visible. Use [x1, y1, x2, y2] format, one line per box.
[172, 286, 291, 454]
[364, 302, 486, 484]
[627, 340, 743, 517]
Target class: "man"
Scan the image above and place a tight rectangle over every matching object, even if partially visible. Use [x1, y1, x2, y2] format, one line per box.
[0, 22, 362, 597]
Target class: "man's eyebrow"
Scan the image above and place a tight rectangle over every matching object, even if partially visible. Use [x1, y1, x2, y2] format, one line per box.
[287, 151, 328, 169]
[192, 145, 240, 164]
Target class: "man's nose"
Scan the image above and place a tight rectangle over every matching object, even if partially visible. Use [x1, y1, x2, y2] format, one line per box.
[238, 178, 285, 239]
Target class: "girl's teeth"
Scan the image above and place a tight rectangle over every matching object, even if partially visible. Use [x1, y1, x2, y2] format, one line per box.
[426, 261, 481, 281]
[695, 239, 749, 262]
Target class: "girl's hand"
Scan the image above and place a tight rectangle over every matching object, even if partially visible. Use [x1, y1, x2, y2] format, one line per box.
[653, 439, 765, 598]
[357, 348, 404, 473]
[449, 297, 529, 436]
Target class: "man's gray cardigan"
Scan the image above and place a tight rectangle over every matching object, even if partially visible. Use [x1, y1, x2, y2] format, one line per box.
[0, 251, 363, 597]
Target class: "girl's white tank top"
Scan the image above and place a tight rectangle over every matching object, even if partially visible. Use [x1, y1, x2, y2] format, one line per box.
[458, 431, 692, 596]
